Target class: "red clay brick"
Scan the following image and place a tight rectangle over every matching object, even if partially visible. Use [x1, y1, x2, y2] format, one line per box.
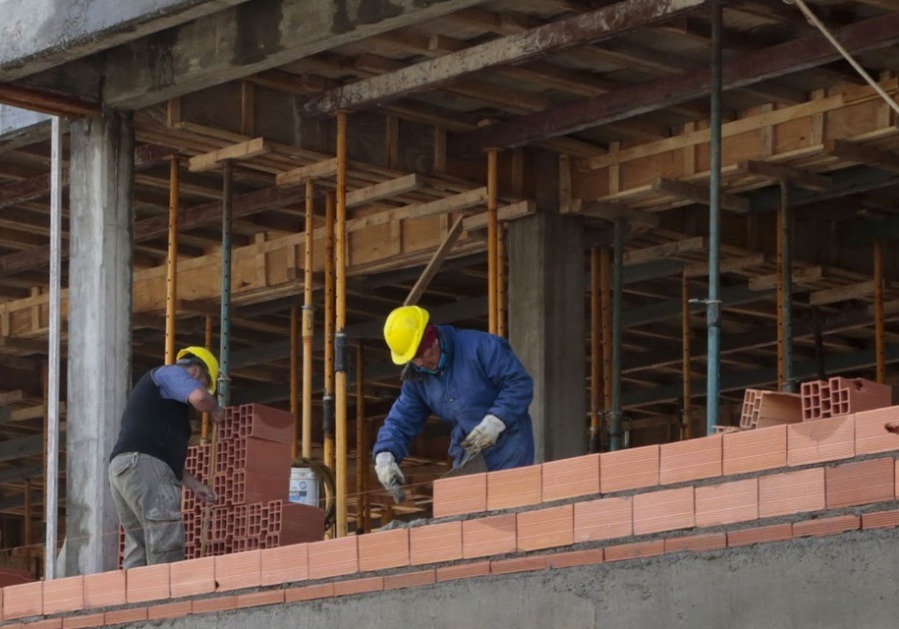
[695, 478, 758, 527]
[787, 415, 855, 466]
[854, 407, 899, 455]
[862, 509, 899, 530]
[260, 542, 309, 586]
[83, 570, 126, 609]
[333, 576, 385, 597]
[214, 549, 262, 592]
[490, 555, 548, 575]
[633, 487, 695, 535]
[759, 467, 825, 518]
[383, 570, 436, 591]
[826, 457, 894, 509]
[236, 590, 285, 609]
[600, 445, 659, 493]
[308, 536, 358, 579]
[462, 514, 517, 559]
[436, 561, 490, 582]
[284, 583, 334, 603]
[660, 435, 722, 485]
[357, 528, 409, 572]
[723, 425, 787, 475]
[169, 556, 216, 598]
[42, 575, 84, 615]
[125, 563, 169, 604]
[664, 533, 726, 554]
[409, 521, 462, 566]
[147, 600, 191, 620]
[104, 607, 148, 625]
[62, 613, 105, 629]
[4, 581, 42, 619]
[605, 540, 665, 562]
[432, 473, 486, 518]
[517, 504, 573, 551]
[541, 454, 600, 502]
[793, 515, 860, 538]
[573, 496, 632, 542]
[487, 465, 542, 511]
[727, 523, 793, 548]
[547, 548, 604, 569]
[190, 595, 238, 614]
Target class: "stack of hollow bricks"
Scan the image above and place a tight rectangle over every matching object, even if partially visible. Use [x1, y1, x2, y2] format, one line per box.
[119, 403, 323, 566]
[740, 376, 891, 430]
[7, 404, 899, 627]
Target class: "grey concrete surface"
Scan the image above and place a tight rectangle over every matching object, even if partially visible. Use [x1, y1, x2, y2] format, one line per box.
[0, 0, 254, 80]
[509, 196, 586, 462]
[65, 111, 135, 575]
[111, 529, 899, 628]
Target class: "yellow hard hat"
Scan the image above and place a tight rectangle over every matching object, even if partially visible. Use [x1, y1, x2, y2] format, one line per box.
[176, 346, 219, 394]
[383, 305, 430, 365]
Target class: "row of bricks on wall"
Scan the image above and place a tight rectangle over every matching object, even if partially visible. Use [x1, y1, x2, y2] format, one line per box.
[801, 377, 891, 421]
[216, 404, 294, 444]
[5, 504, 899, 629]
[435, 405, 899, 519]
[5, 452, 899, 625]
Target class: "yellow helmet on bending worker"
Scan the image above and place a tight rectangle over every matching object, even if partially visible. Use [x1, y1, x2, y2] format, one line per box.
[383, 305, 430, 365]
[176, 346, 219, 394]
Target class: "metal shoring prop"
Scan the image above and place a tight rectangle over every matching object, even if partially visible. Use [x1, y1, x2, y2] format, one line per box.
[45, 115, 64, 579]
[201, 159, 234, 558]
[334, 111, 349, 537]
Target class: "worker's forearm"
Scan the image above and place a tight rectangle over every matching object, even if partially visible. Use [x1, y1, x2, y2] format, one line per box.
[188, 389, 224, 422]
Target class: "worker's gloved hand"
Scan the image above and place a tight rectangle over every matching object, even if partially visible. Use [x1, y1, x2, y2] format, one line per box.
[194, 483, 218, 505]
[374, 452, 405, 490]
[462, 414, 506, 453]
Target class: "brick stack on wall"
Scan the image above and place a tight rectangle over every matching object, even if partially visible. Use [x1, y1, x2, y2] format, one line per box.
[183, 403, 325, 559]
[120, 403, 324, 566]
[737, 377, 891, 431]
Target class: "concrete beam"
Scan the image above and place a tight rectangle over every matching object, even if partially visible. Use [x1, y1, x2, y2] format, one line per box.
[302, 0, 708, 115]
[0, 106, 50, 152]
[0, 0, 257, 81]
[452, 11, 899, 153]
[28, 0, 491, 109]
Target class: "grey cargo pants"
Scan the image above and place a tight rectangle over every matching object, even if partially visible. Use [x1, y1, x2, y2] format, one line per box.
[108, 452, 185, 568]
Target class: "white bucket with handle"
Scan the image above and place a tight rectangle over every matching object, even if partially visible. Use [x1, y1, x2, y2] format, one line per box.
[289, 467, 319, 507]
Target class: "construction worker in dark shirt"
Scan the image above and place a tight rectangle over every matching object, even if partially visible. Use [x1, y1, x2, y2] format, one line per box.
[108, 347, 223, 568]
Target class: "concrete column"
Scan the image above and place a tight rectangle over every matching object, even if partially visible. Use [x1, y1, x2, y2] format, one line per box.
[65, 112, 134, 575]
[508, 211, 585, 463]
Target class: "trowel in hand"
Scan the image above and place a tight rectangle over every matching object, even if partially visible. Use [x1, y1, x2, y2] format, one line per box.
[440, 448, 488, 479]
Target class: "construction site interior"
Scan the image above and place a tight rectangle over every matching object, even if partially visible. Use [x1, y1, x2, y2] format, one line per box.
[1, 0, 899, 625]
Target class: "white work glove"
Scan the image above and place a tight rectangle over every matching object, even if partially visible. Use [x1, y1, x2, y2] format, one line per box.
[374, 452, 405, 490]
[461, 414, 506, 453]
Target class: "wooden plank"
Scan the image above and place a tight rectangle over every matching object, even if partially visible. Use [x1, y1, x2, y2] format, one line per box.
[451, 11, 899, 154]
[623, 236, 706, 266]
[276, 158, 339, 186]
[740, 161, 831, 191]
[463, 200, 536, 231]
[578, 200, 661, 229]
[825, 140, 899, 174]
[0, 390, 24, 405]
[404, 217, 465, 306]
[683, 253, 765, 278]
[347, 187, 487, 233]
[346, 174, 423, 208]
[809, 280, 874, 306]
[651, 178, 750, 213]
[302, 0, 708, 115]
[749, 267, 823, 291]
[188, 137, 271, 172]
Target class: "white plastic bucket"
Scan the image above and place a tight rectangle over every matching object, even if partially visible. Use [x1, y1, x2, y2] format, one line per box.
[289, 467, 319, 507]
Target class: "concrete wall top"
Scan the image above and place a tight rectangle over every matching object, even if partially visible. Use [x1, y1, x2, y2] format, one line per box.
[0, 0, 252, 81]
